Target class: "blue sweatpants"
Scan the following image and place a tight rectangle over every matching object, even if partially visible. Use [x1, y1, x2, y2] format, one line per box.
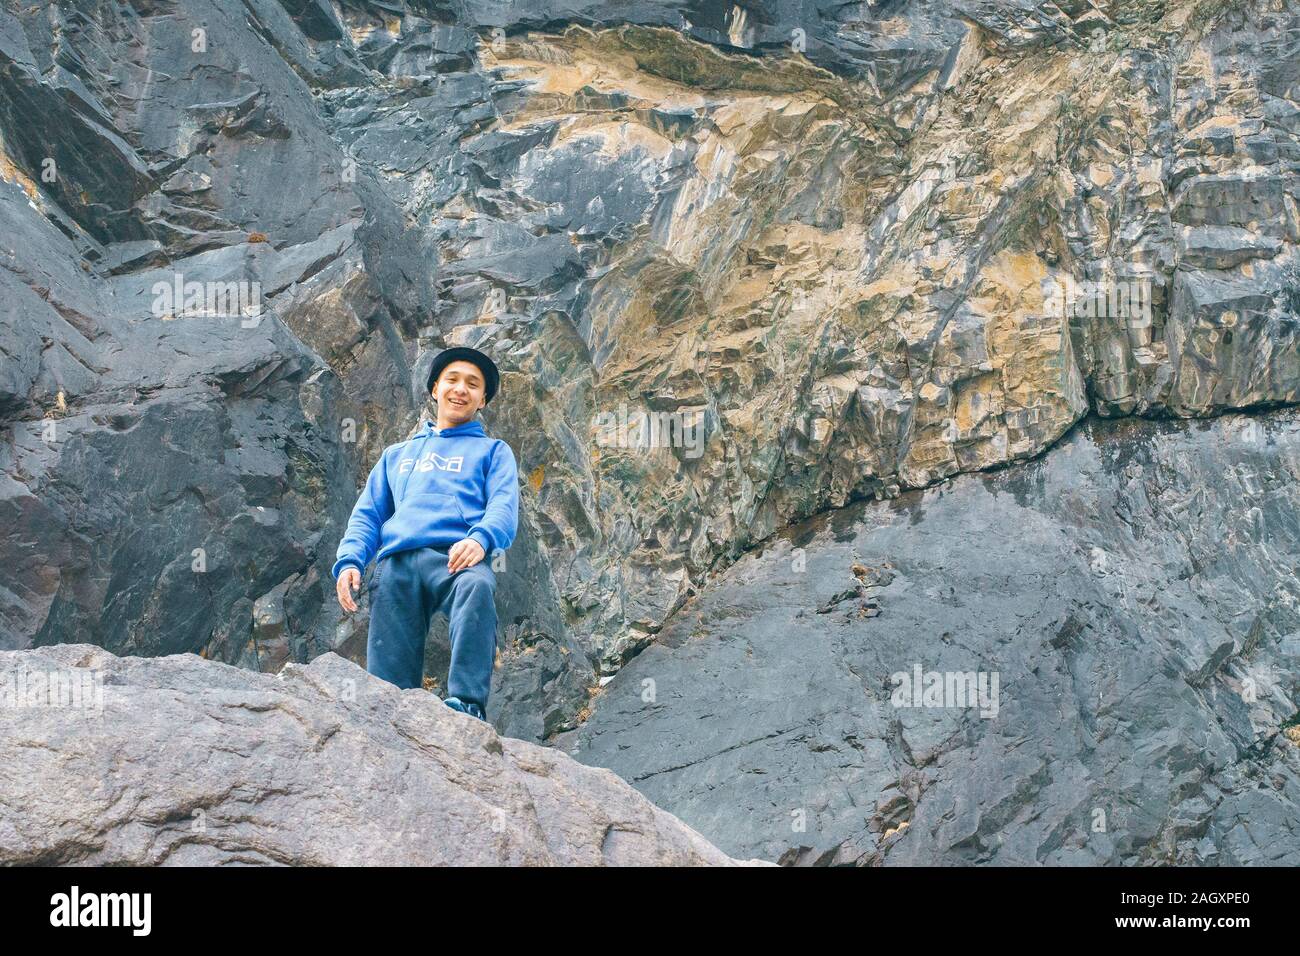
[366, 546, 498, 708]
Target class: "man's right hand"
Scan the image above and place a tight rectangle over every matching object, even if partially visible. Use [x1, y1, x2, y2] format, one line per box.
[336, 567, 362, 613]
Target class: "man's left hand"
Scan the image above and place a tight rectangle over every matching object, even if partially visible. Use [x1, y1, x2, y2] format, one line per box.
[448, 537, 486, 573]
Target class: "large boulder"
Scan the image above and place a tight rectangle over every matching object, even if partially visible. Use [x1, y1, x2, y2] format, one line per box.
[0, 644, 762, 866]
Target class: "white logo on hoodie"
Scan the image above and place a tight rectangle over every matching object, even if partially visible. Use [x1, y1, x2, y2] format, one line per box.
[398, 452, 463, 474]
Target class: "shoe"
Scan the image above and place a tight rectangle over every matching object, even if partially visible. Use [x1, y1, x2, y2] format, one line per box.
[443, 696, 486, 721]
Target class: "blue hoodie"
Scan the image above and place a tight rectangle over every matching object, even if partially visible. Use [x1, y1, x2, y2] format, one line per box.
[331, 419, 519, 580]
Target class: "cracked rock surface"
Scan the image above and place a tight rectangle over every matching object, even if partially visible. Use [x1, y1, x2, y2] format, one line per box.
[560, 409, 1300, 864]
[0, 644, 760, 865]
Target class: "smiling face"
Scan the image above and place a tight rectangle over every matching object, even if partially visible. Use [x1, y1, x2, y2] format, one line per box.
[432, 359, 487, 427]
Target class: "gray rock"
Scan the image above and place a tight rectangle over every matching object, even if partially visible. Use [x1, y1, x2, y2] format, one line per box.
[0, 644, 763, 865]
[1177, 225, 1283, 271]
[561, 409, 1300, 865]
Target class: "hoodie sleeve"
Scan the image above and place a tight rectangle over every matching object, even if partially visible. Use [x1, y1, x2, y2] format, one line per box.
[467, 440, 519, 555]
[331, 452, 395, 580]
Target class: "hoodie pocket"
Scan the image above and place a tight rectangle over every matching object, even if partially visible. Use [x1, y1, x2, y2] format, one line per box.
[405, 492, 467, 524]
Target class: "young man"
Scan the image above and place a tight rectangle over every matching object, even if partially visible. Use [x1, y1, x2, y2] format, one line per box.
[332, 346, 519, 721]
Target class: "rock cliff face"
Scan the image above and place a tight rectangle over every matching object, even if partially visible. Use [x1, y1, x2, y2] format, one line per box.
[1, 0, 1298, 863]
[0, 644, 759, 865]
[559, 408, 1300, 865]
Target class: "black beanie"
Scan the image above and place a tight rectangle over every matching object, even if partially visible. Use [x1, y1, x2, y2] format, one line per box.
[426, 346, 500, 404]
